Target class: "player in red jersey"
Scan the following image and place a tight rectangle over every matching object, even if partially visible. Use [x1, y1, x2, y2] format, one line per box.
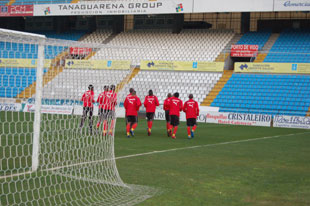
[169, 92, 183, 139]
[163, 93, 172, 136]
[80, 84, 95, 134]
[124, 88, 141, 138]
[144, 90, 159, 136]
[96, 85, 109, 129]
[104, 85, 117, 135]
[183, 94, 199, 139]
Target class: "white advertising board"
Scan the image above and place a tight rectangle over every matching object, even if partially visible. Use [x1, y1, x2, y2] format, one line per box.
[24, 104, 73, 115]
[33, 0, 193, 16]
[274, 0, 310, 11]
[274, 115, 310, 129]
[154, 106, 207, 123]
[206, 112, 272, 127]
[0, 103, 22, 112]
[193, 0, 273, 13]
[73, 105, 125, 118]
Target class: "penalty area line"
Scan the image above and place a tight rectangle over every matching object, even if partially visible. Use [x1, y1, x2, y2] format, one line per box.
[0, 131, 309, 180]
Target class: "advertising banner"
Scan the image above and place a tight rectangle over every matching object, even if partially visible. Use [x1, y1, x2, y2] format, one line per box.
[206, 112, 272, 127]
[0, 59, 52, 68]
[193, 0, 273, 12]
[73, 105, 125, 118]
[24, 104, 73, 114]
[33, 0, 193, 16]
[154, 106, 207, 123]
[65, 59, 131, 70]
[235, 62, 310, 74]
[0, 5, 33, 17]
[274, 115, 310, 129]
[69, 47, 92, 55]
[0, 103, 22, 112]
[140, 61, 224, 72]
[231, 45, 258, 57]
[274, 0, 310, 11]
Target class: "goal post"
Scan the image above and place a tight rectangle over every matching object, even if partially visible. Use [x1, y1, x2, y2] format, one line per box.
[0, 29, 158, 206]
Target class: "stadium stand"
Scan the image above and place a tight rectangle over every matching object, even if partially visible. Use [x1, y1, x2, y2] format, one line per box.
[0, 0, 10, 5]
[81, 30, 112, 43]
[123, 70, 222, 105]
[92, 29, 235, 65]
[0, 31, 87, 98]
[264, 30, 310, 63]
[211, 73, 310, 116]
[0, 67, 48, 97]
[236, 31, 271, 50]
[41, 69, 130, 100]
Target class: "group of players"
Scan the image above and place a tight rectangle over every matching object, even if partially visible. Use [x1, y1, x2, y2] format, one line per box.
[80, 84, 200, 139]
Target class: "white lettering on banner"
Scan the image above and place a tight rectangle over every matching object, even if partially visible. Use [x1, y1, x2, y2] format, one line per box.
[206, 112, 271, 127]
[0, 103, 22, 112]
[33, 0, 192, 16]
[274, 115, 310, 129]
[24, 104, 73, 114]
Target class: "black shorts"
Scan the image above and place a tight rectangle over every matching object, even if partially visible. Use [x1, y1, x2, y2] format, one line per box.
[170, 115, 179, 126]
[165, 110, 170, 122]
[83, 107, 93, 117]
[126, 115, 137, 124]
[99, 109, 115, 120]
[146, 112, 155, 121]
[186, 118, 197, 127]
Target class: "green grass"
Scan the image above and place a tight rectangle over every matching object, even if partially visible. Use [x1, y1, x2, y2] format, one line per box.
[1, 111, 310, 206]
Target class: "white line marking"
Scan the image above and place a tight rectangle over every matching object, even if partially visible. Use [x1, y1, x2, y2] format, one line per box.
[1, 131, 309, 180]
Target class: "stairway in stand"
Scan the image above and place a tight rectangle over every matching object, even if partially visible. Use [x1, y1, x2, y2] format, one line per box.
[200, 70, 233, 106]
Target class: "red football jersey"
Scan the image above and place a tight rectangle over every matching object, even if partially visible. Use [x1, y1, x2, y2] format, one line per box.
[169, 97, 183, 117]
[81, 90, 95, 107]
[124, 94, 142, 116]
[163, 97, 171, 111]
[144, 95, 159, 113]
[97, 91, 107, 109]
[104, 90, 118, 110]
[183, 99, 199, 119]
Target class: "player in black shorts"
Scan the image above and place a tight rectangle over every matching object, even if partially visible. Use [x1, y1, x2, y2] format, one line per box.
[163, 93, 172, 136]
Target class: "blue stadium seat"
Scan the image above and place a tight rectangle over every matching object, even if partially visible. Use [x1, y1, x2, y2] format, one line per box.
[212, 73, 310, 116]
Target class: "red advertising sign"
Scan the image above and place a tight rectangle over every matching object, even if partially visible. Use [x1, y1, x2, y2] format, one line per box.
[0, 5, 33, 17]
[70, 47, 92, 55]
[230, 44, 259, 57]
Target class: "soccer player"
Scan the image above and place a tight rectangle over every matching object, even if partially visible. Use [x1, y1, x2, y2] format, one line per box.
[163, 93, 172, 136]
[124, 88, 141, 138]
[104, 85, 117, 135]
[169, 92, 183, 139]
[96, 85, 109, 129]
[144, 90, 159, 136]
[183, 94, 199, 139]
[80, 84, 95, 134]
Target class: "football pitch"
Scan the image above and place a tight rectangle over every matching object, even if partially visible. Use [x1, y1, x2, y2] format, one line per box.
[1, 113, 310, 206]
[114, 118, 310, 206]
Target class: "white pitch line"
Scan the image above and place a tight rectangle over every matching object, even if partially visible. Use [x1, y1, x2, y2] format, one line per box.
[115, 131, 310, 160]
[1, 131, 309, 180]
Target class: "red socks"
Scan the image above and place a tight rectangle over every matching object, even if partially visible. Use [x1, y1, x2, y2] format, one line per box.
[187, 127, 191, 136]
[173, 126, 178, 135]
[147, 121, 153, 130]
[132, 123, 137, 130]
[103, 120, 107, 133]
[126, 123, 131, 133]
[192, 125, 197, 132]
[166, 122, 170, 131]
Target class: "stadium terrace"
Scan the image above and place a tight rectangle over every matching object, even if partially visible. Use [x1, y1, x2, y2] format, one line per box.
[58, 2, 163, 11]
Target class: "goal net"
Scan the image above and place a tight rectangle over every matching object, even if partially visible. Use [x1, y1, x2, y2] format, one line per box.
[0, 29, 158, 206]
